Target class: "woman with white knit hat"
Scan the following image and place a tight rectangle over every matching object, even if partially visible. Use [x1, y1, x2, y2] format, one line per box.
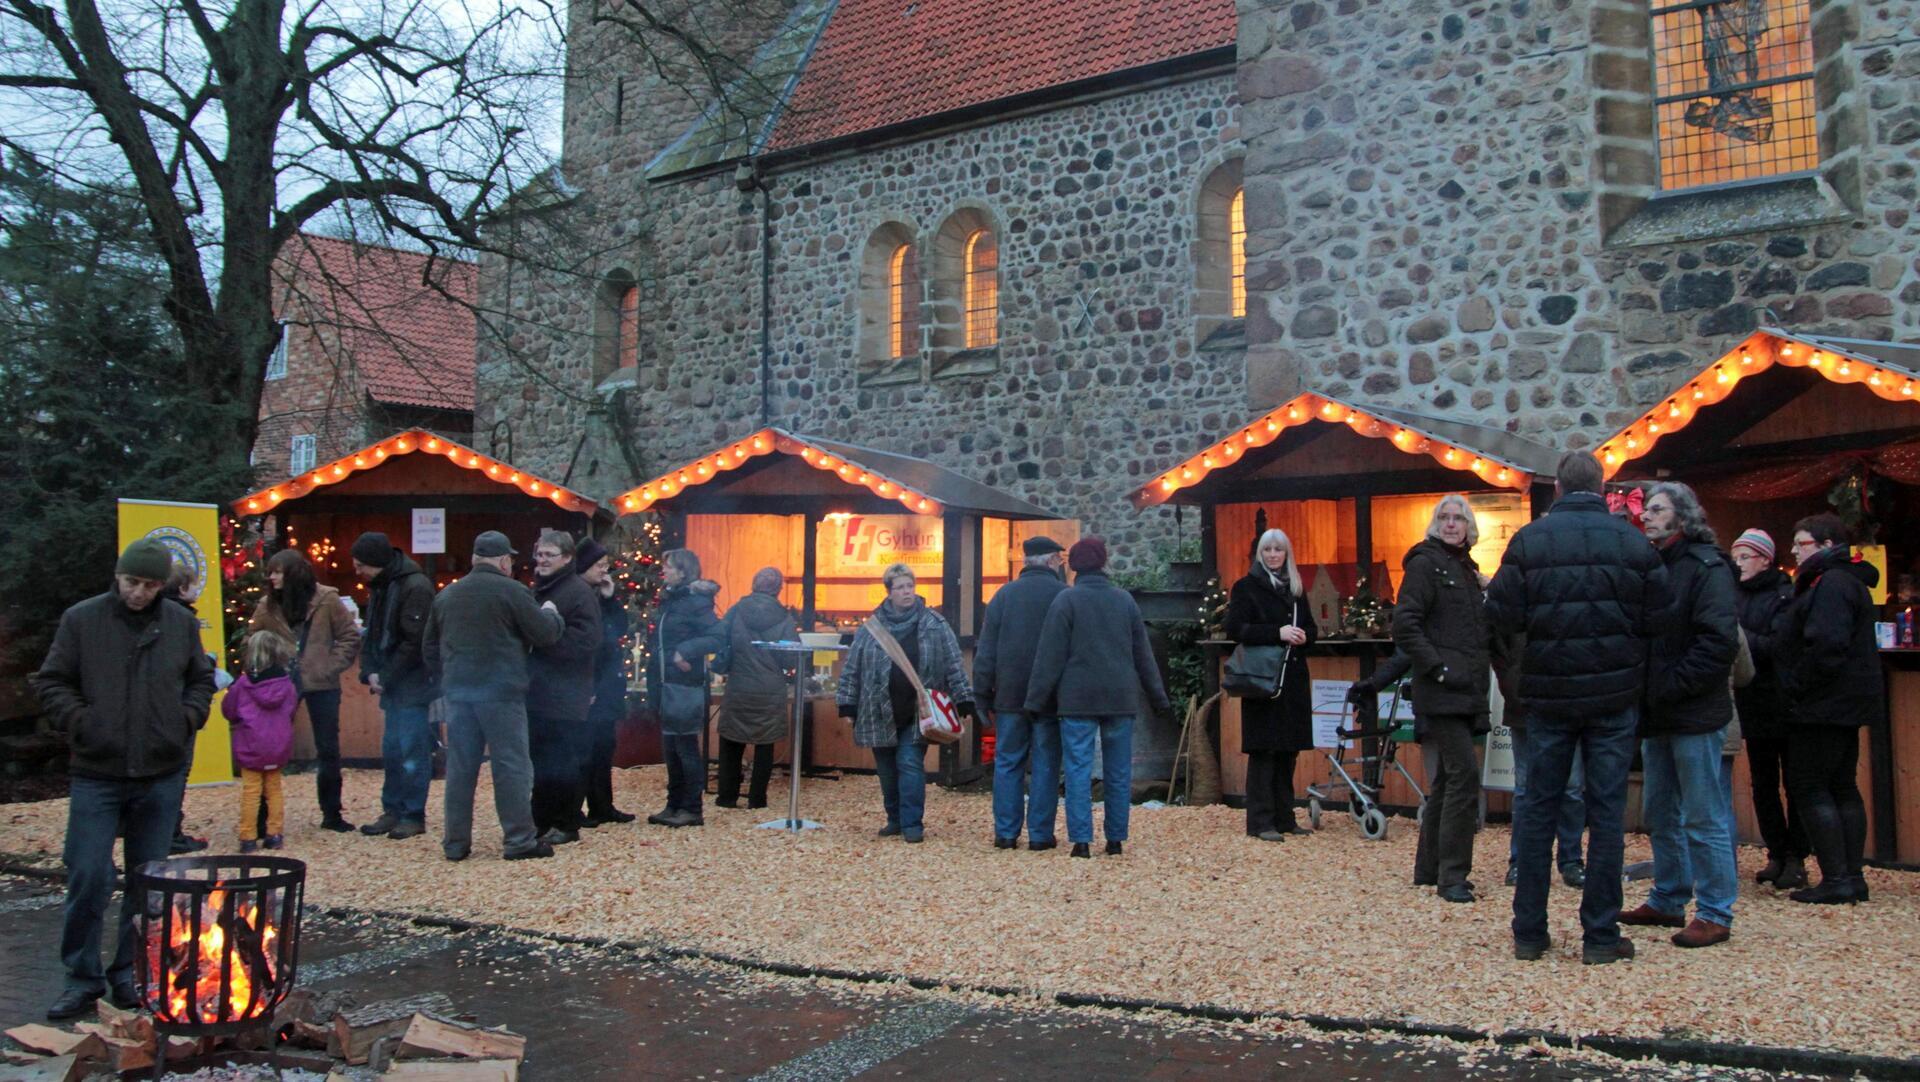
[1728, 528, 1807, 889]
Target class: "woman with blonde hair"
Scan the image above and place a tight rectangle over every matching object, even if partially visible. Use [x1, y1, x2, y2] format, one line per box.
[1224, 528, 1317, 840]
[1392, 494, 1495, 902]
[836, 562, 974, 843]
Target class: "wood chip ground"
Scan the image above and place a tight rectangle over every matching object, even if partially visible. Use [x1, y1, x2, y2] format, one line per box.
[3, 767, 1913, 1059]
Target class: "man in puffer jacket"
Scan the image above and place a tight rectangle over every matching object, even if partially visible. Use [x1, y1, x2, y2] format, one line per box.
[1486, 451, 1667, 966]
[1619, 482, 1739, 949]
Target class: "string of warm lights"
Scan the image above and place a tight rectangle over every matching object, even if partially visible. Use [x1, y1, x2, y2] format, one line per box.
[613, 428, 943, 517]
[615, 517, 665, 687]
[231, 430, 598, 516]
[1595, 331, 1920, 479]
[1131, 392, 1533, 508]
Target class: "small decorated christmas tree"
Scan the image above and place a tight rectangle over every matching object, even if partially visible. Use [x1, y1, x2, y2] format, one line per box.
[1342, 575, 1391, 639]
[1197, 577, 1229, 638]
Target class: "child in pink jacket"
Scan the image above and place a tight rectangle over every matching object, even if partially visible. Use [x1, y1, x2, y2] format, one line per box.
[223, 631, 299, 852]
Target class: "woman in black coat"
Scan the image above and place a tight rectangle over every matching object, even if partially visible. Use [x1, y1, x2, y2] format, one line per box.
[645, 549, 725, 828]
[1728, 530, 1805, 888]
[1225, 527, 1318, 840]
[1391, 495, 1494, 902]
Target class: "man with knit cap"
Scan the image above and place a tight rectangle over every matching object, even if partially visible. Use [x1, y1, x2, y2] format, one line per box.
[33, 539, 216, 1019]
[1025, 537, 1172, 858]
[352, 531, 438, 840]
[975, 534, 1068, 850]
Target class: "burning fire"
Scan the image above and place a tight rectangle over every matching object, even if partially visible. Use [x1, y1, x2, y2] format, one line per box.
[145, 887, 281, 1024]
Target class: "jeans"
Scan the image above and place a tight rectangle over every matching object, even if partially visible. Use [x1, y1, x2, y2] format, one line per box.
[662, 733, 705, 814]
[1060, 715, 1133, 844]
[1244, 750, 1299, 834]
[238, 769, 284, 840]
[303, 689, 345, 821]
[442, 699, 539, 856]
[1507, 726, 1585, 870]
[1745, 735, 1807, 860]
[1641, 730, 1738, 928]
[62, 770, 186, 992]
[1511, 707, 1637, 949]
[991, 711, 1061, 842]
[717, 737, 774, 807]
[380, 703, 433, 823]
[1415, 715, 1481, 888]
[1787, 726, 1866, 885]
[870, 724, 926, 831]
[529, 712, 588, 832]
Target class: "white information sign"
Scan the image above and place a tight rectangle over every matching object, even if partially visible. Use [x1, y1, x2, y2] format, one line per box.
[1308, 679, 1413, 748]
[411, 507, 446, 554]
[1481, 668, 1514, 790]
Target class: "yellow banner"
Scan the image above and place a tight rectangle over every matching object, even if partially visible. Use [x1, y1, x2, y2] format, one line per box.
[118, 499, 233, 784]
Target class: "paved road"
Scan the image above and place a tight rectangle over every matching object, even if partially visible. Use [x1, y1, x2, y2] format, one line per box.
[0, 876, 1833, 1080]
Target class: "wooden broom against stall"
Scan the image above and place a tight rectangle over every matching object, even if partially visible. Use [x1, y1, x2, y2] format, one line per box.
[1169, 692, 1224, 806]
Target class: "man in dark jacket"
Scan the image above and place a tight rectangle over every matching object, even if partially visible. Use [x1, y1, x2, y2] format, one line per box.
[1780, 513, 1883, 904]
[352, 532, 437, 840]
[33, 539, 216, 1019]
[1728, 529, 1807, 888]
[975, 535, 1068, 850]
[424, 530, 565, 861]
[526, 530, 603, 844]
[1486, 452, 1667, 965]
[1025, 537, 1172, 858]
[1620, 482, 1739, 948]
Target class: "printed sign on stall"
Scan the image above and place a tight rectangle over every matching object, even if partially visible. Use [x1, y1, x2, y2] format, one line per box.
[118, 499, 232, 784]
[1308, 680, 1413, 748]
[816, 514, 943, 579]
[411, 507, 446, 554]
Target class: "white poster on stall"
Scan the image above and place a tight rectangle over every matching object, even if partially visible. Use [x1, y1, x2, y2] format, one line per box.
[1482, 667, 1515, 791]
[411, 507, 446, 554]
[1308, 680, 1413, 748]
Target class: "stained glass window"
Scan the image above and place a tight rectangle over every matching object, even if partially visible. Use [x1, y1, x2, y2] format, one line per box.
[1651, 0, 1817, 190]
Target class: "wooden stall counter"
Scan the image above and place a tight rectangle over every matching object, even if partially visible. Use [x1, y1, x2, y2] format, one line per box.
[1876, 650, 1920, 864]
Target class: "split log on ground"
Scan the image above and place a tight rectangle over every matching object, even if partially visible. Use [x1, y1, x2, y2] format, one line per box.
[378, 1059, 520, 1082]
[69, 1023, 156, 1072]
[0, 1027, 102, 1062]
[0, 1050, 46, 1066]
[0, 1053, 81, 1082]
[164, 1036, 202, 1061]
[395, 1015, 527, 1063]
[91, 1000, 152, 1045]
[289, 1019, 334, 1049]
[332, 993, 457, 1065]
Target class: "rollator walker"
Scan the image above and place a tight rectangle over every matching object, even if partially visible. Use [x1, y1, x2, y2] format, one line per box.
[1306, 679, 1426, 840]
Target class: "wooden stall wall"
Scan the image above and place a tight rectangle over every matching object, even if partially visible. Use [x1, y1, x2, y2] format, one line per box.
[1213, 496, 1440, 597]
[980, 518, 1082, 604]
[685, 513, 805, 612]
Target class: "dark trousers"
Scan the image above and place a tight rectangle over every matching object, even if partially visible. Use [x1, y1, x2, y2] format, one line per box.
[173, 737, 197, 839]
[1511, 707, 1637, 949]
[529, 712, 587, 833]
[581, 709, 620, 817]
[662, 733, 704, 814]
[62, 770, 185, 992]
[304, 690, 345, 820]
[1786, 726, 1865, 884]
[1744, 734, 1806, 861]
[1244, 749, 1299, 834]
[1415, 715, 1481, 888]
[717, 737, 774, 808]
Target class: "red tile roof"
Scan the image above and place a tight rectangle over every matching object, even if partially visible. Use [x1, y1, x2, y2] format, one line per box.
[277, 235, 477, 412]
[765, 0, 1235, 152]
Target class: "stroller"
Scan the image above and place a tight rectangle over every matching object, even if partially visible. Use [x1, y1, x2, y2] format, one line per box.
[1306, 679, 1427, 840]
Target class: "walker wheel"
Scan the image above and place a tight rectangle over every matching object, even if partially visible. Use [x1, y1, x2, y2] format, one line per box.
[1360, 808, 1389, 841]
[1307, 799, 1322, 830]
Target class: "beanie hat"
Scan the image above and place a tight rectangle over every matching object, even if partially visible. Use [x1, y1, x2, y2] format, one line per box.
[351, 531, 396, 568]
[1731, 528, 1775, 563]
[116, 538, 174, 581]
[1067, 536, 1109, 574]
[574, 537, 609, 574]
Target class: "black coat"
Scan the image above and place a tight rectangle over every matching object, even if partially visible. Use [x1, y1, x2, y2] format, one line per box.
[1485, 491, 1668, 720]
[974, 565, 1068, 715]
[646, 581, 725, 698]
[528, 566, 602, 722]
[1732, 567, 1795, 740]
[33, 590, 216, 780]
[1023, 573, 1171, 719]
[1643, 539, 1739, 737]
[1390, 538, 1492, 730]
[361, 553, 437, 708]
[1780, 546, 1884, 729]
[588, 591, 630, 725]
[717, 592, 799, 745]
[1224, 570, 1318, 752]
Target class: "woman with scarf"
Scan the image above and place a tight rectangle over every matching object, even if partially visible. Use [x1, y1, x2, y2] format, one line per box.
[1225, 528, 1318, 841]
[249, 548, 361, 831]
[646, 548, 724, 828]
[836, 563, 974, 843]
[1391, 495, 1494, 902]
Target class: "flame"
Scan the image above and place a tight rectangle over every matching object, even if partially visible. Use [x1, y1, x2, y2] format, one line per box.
[150, 886, 280, 1025]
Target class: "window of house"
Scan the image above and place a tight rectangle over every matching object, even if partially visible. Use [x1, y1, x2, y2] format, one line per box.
[265, 327, 288, 380]
[290, 434, 316, 474]
[1229, 188, 1246, 319]
[1651, 0, 1816, 190]
[618, 284, 640, 369]
[888, 244, 919, 359]
[963, 229, 998, 349]
[1193, 159, 1246, 348]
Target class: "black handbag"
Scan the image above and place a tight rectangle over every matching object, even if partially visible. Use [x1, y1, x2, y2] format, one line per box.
[1222, 644, 1290, 698]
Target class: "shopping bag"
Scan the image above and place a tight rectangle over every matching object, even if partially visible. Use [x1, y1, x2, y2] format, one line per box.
[863, 618, 964, 745]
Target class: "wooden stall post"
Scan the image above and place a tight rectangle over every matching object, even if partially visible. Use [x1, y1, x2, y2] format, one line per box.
[939, 511, 963, 784]
[801, 509, 821, 630]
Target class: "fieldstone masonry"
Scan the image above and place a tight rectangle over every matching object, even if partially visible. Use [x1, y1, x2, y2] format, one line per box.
[1237, 0, 1920, 446]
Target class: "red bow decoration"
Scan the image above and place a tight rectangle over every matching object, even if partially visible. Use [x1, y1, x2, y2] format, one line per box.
[1606, 487, 1644, 526]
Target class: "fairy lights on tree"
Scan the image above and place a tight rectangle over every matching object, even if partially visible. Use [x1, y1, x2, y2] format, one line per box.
[219, 514, 268, 667]
[611, 516, 665, 687]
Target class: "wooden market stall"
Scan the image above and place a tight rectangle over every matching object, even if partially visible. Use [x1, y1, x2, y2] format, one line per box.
[1598, 327, 1920, 864]
[613, 427, 1076, 781]
[1131, 391, 1561, 807]
[231, 429, 609, 763]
